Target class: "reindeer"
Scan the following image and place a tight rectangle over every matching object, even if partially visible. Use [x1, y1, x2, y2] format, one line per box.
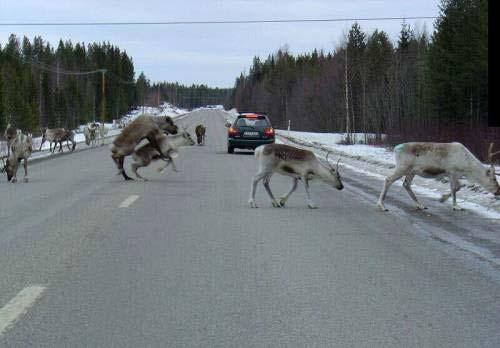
[249, 144, 344, 209]
[99, 124, 109, 145]
[130, 130, 195, 181]
[110, 114, 178, 181]
[1, 131, 32, 183]
[40, 128, 74, 152]
[377, 142, 500, 211]
[195, 124, 206, 145]
[56, 129, 76, 152]
[40, 128, 76, 153]
[84, 124, 99, 147]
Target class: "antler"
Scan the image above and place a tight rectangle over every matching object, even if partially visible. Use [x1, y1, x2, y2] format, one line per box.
[488, 143, 500, 163]
[325, 151, 333, 169]
[488, 143, 500, 176]
[325, 151, 341, 171]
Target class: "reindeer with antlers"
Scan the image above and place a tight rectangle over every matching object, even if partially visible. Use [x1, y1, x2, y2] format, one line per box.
[377, 142, 500, 211]
[249, 143, 343, 209]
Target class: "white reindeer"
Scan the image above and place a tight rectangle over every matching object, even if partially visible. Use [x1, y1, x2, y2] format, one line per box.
[2, 131, 32, 183]
[377, 142, 500, 211]
[131, 130, 195, 181]
[99, 124, 109, 145]
[249, 143, 344, 209]
[84, 124, 99, 147]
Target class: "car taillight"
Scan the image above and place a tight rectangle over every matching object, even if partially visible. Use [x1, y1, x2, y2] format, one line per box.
[228, 127, 240, 136]
[264, 127, 275, 136]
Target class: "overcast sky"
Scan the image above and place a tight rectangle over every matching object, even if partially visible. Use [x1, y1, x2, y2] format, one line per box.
[0, 0, 440, 88]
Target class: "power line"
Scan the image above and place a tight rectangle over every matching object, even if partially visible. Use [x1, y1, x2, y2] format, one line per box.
[0, 17, 437, 27]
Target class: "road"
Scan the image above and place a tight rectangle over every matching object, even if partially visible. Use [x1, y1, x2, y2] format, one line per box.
[0, 109, 499, 347]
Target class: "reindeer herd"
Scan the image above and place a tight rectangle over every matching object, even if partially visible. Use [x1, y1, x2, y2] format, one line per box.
[1, 114, 499, 214]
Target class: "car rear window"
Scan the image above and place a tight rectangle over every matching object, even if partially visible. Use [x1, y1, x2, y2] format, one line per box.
[236, 117, 270, 127]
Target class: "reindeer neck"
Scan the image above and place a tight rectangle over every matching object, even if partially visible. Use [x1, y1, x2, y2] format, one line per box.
[461, 147, 488, 182]
[167, 134, 186, 147]
[314, 160, 332, 179]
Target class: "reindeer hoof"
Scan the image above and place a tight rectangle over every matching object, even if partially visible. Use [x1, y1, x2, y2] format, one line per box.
[279, 198, 287, 207]
[308, 204, 318, 209]
[377, 203, 388, 211]
[453, 205, 464, 211]
[11, 178, 17, 183]
[272, 201, 282, 208]
[249, 201, 258, 208]
[23, 177, 29, 183]
[416, 205, 427, 210]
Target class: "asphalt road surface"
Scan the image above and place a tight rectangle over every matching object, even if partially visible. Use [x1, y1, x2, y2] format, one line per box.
[0, 109, 499, 347]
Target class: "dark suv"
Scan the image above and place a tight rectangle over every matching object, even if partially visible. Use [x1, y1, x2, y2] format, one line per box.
[226, 113, 275, 153]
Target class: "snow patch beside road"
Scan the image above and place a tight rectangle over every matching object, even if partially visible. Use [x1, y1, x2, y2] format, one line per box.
[274, 130, 500, 219]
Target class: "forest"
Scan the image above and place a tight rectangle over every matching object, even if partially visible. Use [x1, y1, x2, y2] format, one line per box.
[0, 36, 227, 135]
[226, 0, 494, 160]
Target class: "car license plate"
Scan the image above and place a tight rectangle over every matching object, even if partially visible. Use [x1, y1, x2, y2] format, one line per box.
[244, 131, 259, 137]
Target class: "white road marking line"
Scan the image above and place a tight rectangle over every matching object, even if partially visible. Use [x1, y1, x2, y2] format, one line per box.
[119, 195, 140, 208]
[0, 285, 46, 336]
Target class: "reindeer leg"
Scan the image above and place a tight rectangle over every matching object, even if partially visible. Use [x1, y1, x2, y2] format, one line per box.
[262, 174, 281, 207]
[131, 163, 148, 181]
[117, 156, 134, 181]
[377, 171, 404, 211]
[403, 174, 426, 210]
[280, 178, 299, 207]
[303, 177, 317, 209]
[170, 158, 178, 172]
[450, 176, 463, 211]
[23, 157, 29, 183]
[249, 170, 268, 208]
[157, 158, 170, 173]
[146, 133, 167, 158]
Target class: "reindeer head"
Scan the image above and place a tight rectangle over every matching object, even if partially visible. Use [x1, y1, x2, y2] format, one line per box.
[486, 143, 500, 196]
[158, 116, 178, 135]
[325, 152, 344, 190]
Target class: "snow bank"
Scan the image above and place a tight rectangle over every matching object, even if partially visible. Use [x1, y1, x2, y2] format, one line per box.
[1, 103, 189, 158]
[276, 129, 500, 219]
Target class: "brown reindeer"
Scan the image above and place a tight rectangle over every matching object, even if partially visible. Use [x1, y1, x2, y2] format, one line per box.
[195, 124, 206, 145]
[110, 114, 178, 180]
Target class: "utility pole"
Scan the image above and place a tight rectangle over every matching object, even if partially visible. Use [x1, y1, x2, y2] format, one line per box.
[101, 69, 107, 122]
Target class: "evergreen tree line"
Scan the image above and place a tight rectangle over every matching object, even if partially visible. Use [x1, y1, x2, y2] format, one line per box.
[0, 34, 136, 134]
[226, 0, 494, 160]
[136, 76, 232, 110]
